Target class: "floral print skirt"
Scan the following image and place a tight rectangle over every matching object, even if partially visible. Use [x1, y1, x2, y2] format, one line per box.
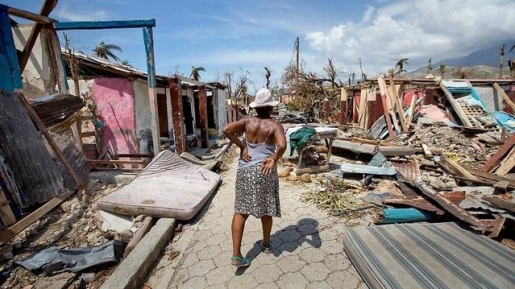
[235, 163, 281, 218]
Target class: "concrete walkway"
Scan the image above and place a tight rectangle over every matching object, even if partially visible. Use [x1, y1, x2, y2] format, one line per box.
[167, 151, 367, 289]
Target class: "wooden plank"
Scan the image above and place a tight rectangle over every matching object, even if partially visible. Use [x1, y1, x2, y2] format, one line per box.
[468, 168, 515, 188]
[339, 88, 347, 125]
[80, 131, 97, 138]
[115, 154, 154, 158]
[413, 179, 486, 230]
[17, 0, 58, 71]
[481, 133, 515, 172]
[388, 75, 408, 131]
[0, 187, 16, 226]
[18, 92, 86, 189]
[493, 83, 515, 113]
[377, 76, 396, 139]
[438, 157, 480, 181]
[439, 82, 473, 127]
[482, 196, 515, 213]
[406, 93, 417, 126]
[358, 89, 368, 128]
[494, 147, 515, 176]
[7, 6, 55, 24]
[421, 144, 433, 158]
[198, 86, 209, 148]
[0, 191, 73, 245]
[379, 77, 401, 132]
[124, 216, 153, 257]
[170, 78, 185, 154]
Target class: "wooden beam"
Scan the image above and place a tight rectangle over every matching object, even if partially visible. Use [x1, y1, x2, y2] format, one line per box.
[170, 77, 185, 154]
[406, 93, 417, 126]
[493, 147, 515, 176]
[482, 196, 515, 213]
[388, 75, 409, 131]
[0, 191, 73, 245]
[378, 76, 401, 132]
[413, 178, 486, 230]
[143, 26, 160, 155]
[124, 216, 153, 257]
[377, 76, 396, 139]
[481, 133, 515, 172]
[339, 87, 347, 125]
[438, 157, 480, 182]
[88, 159, 145, 165]
[16, 0, 58, 70]
[494, 83, 515, 113]
[439, 82, 473, 127]
[55, 19, 156, 30]
[198, 85, 209, 148]
[17, 92, 86, 189]
[7, 6, 56, 24]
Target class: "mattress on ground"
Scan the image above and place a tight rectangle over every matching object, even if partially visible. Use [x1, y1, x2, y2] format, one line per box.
[343, 222, 515, 289]
[98, 150, 221, 220]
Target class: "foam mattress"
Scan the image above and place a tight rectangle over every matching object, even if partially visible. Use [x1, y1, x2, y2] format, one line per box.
[98, 150, 221, 220]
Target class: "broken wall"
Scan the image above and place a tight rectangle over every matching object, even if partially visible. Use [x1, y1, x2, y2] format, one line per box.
[12, 25, 56, 99]
[91, 78, 138, 155]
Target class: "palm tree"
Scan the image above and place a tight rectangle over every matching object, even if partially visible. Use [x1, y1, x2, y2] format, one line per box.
[394, 58, 409, 75]
[121, 59, 131, 66]
[437, 63, 446, 78]
[264, 67, 272, 89]
[500, 44, 506, 78]
[190, 66, 205, 81]
[93, 42, 122, 62]
[427, 58, 432, 75]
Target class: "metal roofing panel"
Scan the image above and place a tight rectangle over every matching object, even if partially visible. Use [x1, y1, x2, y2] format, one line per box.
[344, 222, 515, 289]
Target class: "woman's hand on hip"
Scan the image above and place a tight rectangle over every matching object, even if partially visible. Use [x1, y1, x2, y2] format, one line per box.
[240, 146, 251, 162]
[262, 157, 275, 175]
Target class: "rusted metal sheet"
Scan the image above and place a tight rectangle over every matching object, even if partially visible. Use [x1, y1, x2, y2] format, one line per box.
[170, 77, 185, 155]
[57, 143, 90, 190]
[198, 85, 209, 148]
[413, 178, 486, 230]
[383, 191, 466, 215]
[391, 160, 421, 182]
[0, 90, 64, 208]
[31, 93, 85, 127]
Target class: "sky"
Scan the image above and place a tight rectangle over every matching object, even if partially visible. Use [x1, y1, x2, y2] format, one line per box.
[6, 0, 515, 93]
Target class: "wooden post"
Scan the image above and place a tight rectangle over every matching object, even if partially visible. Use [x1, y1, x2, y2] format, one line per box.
[339, 87, 347, 125]
[388, 75, 408, 131]
[494, 83, 515, 113]
[378, 76, 397, 138]
[165, 87, 173, 142]
[17, 0, 58, 71]
[198, 85, 209, 148]
[143, 26, 160, 155]
[0, 187, 16, 226]
[324, 98, 331, 123]
[17, 92, 86, 190]
[170, 77, 185, 155]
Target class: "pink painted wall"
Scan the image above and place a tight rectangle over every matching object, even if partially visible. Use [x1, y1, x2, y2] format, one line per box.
[92, 78, 137, 155]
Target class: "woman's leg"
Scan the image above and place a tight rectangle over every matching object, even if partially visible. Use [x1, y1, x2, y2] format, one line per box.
[261, 215, 273, 248]
[232, 212, 249, 260]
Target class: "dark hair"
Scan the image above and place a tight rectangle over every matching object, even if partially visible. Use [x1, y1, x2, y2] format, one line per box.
[255, 106, 272, 118]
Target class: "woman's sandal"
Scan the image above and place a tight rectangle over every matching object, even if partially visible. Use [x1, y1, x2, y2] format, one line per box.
[231, 256, 251, 268]
[262, 241, 272, 254]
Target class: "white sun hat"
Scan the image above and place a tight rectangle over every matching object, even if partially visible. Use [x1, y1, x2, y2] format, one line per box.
[249, 88, 279, 108]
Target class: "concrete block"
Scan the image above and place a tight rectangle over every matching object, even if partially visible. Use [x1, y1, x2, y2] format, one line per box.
[100, 218, 176, 289]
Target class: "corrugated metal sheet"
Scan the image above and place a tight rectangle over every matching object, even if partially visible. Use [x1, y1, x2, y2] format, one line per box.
[344, 222, 515, 289]
[0, 90, 64, 208]
[31, 93, 85, 127]
[57, 143, 90, 190]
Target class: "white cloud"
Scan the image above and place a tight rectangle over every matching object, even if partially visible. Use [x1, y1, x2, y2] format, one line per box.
[362, 5, 376, 23]
[305, 0, 515, 77]
[54, 6, 108, 21]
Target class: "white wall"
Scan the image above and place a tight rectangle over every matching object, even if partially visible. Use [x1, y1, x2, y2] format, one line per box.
[12, 25, 55, 99]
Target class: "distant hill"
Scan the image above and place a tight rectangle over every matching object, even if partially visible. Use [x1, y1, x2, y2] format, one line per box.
[405, 40, 514, 79]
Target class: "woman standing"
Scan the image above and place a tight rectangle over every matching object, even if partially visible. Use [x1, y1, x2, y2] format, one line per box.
[223, 88, 287, 267]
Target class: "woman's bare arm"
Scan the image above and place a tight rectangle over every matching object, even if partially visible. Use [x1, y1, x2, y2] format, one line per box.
[223, 119, 251, 162]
